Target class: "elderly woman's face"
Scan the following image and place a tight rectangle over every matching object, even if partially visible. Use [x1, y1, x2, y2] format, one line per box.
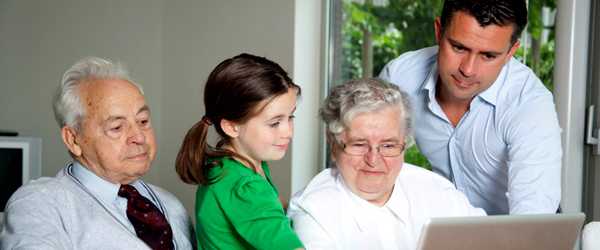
[333, 106, 404, 206]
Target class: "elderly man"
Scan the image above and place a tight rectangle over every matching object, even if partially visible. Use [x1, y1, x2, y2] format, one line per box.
[380, 0, 561, 215]
[288, 78, 484, 250]
[0, 57, 195, 249]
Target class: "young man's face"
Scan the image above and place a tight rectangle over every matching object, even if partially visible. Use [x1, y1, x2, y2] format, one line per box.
[435, 11, 520, 104]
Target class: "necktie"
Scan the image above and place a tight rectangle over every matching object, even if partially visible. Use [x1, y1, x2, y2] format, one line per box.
[118, 184, 174, 250]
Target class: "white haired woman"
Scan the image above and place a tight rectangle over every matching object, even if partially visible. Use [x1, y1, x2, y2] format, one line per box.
[287, 78, 485, 250]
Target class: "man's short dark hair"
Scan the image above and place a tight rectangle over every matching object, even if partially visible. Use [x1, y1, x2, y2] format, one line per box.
[440, 0, 528, 44]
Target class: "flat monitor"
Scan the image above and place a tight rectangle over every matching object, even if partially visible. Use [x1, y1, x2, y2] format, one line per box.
[417, 213, 585, 250]
[0, 136, 42, 221]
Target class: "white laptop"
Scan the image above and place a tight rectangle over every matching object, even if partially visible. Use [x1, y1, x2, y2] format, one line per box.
[416, 213, 585, 250]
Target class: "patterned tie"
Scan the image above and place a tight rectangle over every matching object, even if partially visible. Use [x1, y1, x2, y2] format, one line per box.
[118, 184, 174, 250]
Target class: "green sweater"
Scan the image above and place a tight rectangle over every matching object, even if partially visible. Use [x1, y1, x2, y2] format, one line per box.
[195, 157, 303, 250]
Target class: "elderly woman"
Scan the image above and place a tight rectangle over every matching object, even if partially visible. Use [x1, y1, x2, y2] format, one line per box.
[287, 78, 485, 250]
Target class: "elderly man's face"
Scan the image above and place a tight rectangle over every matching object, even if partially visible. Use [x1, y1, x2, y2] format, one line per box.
[333, 106, 404, 206]
[66, 79, 156, 184]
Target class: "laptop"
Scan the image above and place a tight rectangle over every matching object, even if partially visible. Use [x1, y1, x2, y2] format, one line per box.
[416, 213, 585, 250]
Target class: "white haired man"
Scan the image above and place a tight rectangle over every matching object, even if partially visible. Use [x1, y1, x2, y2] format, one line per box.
[0, 57, 195, 249]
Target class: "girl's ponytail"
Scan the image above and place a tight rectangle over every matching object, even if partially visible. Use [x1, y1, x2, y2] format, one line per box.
[175, 117, 212, 185]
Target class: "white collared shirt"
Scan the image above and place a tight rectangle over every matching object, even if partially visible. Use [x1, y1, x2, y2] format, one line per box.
[288, 164, 485, 250]
[343, 185, 414, 250]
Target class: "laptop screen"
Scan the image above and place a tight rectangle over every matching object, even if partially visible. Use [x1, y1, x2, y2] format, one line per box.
[417, 213, 585, 250]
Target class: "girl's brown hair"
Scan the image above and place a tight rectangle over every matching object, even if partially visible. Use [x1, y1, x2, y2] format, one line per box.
[175, 53, 300, 185]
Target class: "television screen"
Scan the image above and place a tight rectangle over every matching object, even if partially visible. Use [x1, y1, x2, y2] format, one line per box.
[0, 136, 41, 214]
[0, 148, 23, 211]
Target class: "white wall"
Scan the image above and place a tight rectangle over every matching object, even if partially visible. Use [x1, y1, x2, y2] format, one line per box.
[0, 0, 322, 215]
[161, 0, 297, 212]
[0, 0, 164, 180]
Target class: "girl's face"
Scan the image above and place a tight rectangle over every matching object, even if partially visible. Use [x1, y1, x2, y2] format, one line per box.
[229, 88, 298, 168]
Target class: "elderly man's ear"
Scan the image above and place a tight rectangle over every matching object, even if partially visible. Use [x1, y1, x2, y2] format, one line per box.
[61, 126, 82, 157]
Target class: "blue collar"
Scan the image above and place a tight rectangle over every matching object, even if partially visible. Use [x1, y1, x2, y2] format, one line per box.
[421, 62, 438, 104]
[477, 60, 511, 107]
[71, 161, 143, 205]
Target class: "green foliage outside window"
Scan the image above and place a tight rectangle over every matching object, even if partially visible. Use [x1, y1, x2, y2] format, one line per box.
[515, 0, 557, 91]
[342, 0, 442, 81]
[339, 0, 556, 169]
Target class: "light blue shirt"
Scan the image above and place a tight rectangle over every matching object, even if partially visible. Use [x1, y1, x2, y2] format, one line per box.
[379, 46, 562, 214]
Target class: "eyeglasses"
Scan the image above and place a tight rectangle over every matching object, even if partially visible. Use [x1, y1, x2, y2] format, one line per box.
[340, 141, 406, 157]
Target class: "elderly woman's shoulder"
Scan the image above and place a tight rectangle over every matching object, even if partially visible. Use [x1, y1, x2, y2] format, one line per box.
[289, 168, 341, 206]
[399, 163, 455, 189]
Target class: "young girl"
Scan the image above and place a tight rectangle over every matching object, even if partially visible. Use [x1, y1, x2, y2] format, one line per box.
[176, 53, 304, 250]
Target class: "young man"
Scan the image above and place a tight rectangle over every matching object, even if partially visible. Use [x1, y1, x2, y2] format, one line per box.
[379, 0, 561, 214]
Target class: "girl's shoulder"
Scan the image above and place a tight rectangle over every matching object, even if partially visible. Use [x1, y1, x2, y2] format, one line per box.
[205, 157, 271, 193]
[207, 157, 254, 177]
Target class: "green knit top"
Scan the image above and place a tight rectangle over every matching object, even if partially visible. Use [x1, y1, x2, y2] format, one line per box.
[195, 157, 303, 250]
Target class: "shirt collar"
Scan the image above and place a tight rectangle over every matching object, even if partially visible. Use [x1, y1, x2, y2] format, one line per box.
[385, 173, 410, 223]
[71, 161, 142, 204]
[335, 170, 409, 230]
[421, 62, 438, 103]
[477, 61, 510, 106]
[336, 175, 371, 231]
